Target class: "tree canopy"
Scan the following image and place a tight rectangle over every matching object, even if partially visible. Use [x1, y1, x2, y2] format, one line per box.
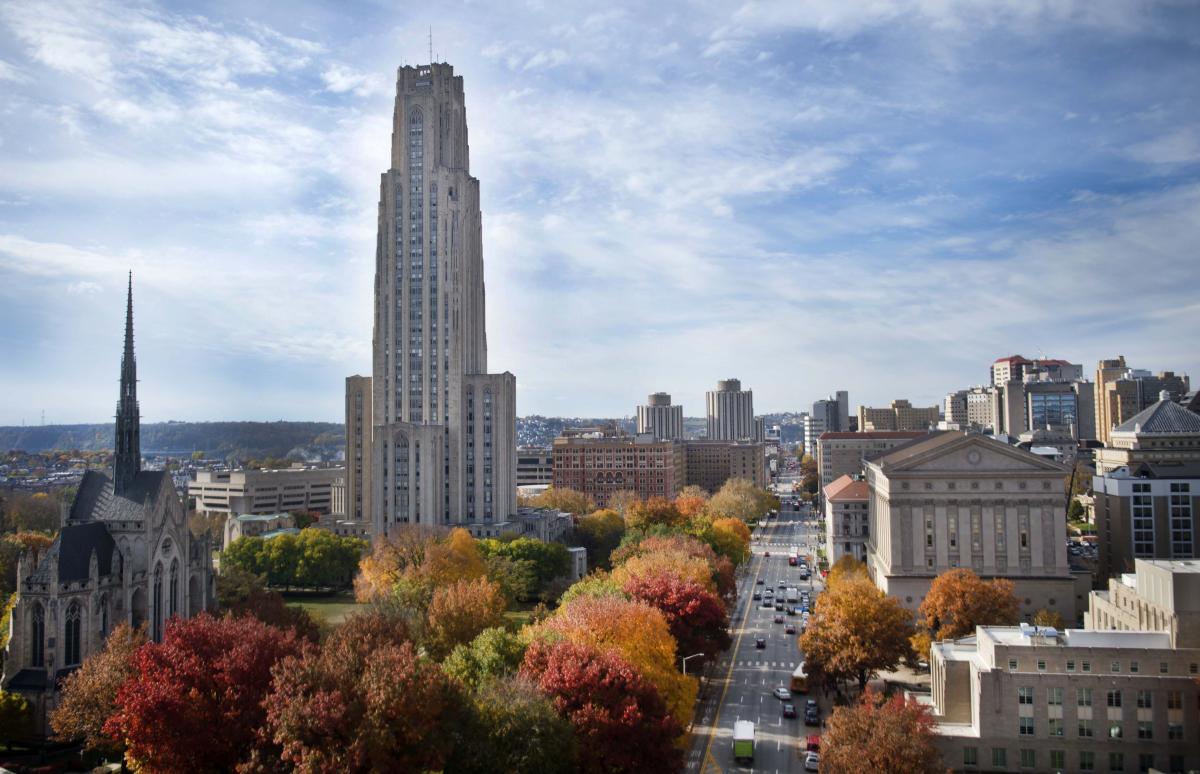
[221, 528, 366, 590]
[51, 623, 146, 756]
[919, 568, 1019, 641]
[821, 689, 944, 774]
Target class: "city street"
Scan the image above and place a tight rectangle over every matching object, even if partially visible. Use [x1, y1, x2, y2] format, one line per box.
[687, 480, 831, 773]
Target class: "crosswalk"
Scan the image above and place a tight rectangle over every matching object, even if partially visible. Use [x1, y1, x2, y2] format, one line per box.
[734, 660, 799, 668]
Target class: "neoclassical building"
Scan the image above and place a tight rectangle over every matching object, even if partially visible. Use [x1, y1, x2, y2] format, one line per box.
[2, 277, 213, 726]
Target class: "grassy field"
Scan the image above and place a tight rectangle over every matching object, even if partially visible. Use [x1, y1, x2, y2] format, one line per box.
[285, 591, 362, 626]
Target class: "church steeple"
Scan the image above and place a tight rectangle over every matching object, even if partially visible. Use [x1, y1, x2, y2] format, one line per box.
[114, 272, 141, 493]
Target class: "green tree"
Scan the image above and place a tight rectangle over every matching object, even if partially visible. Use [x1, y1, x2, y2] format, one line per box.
[477, 538, 570, 600]
[446, 677, 577, 774]
[570, 509, 625, 570]
[444, 627, 529, 690]
[0, 689, 33, 743]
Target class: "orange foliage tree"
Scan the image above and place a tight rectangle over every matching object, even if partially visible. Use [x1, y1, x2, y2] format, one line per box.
[355, 525, 486, 607]
[625, 497, 685, 531]
[821, 688, 944, 773]
[919, 568, 1019, 641]
[51, 623, 146, 757]
[425, 577, 507, 660]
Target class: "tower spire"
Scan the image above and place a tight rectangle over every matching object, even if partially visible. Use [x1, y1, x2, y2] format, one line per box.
[114, 272, 141, 493]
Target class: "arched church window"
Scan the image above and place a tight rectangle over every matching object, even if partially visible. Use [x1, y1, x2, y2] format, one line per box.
[153, 562, 163, 642]
[169, 559, 179, 618]
[65, 602, 81, 666]
[99, 593, 109, 638]
[31, 603, 45, 667]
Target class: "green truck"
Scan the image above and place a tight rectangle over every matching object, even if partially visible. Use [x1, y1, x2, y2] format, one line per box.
[733, 720, 755, 765]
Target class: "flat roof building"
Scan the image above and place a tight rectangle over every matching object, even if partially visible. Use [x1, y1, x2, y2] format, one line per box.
[190, 467, 342, 517]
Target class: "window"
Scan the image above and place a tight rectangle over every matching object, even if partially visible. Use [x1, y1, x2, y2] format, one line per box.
[1019, 717, 1034, 736]
[1020, 749, 1036, 769]
[1137, 721, 1152, 740]
[1132, 484, 1155, 556]
[964, 747, 978, 767]
[1037, 659, 1046, 671]
[1009, 658, 1018, 671]
[1167, 690, 1182, 710]
[1111, 660, 1121, 673]
[993, 748, 1007, 768]
[1129, 660, 1139, 673]
[1109, 752, 1124, 772]
[1048, 687, 1063, 706]
[1138, 754, 1155, 773]
[1018, 687, 1034, 705]
[30, 603, 45, 667]
[1078, 719, 1093, 738]
[1082, 660, 1092, 672]
[1049, 750, 1065, 769]
[1066, 659, 1076, 672]
[1107, 690, 1122, 708]
[1080, 750, 1095, 771]
[1078, 688, 1093, 707]
[1048, 718, 1063, 737]
[1136, 690, 1152, 709]
[1109, 722, 1122, 739]
[1160, 661, 1169, 674]
[64, 602, 81, 666]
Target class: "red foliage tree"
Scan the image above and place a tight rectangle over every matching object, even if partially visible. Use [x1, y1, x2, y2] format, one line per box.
[521, 639, 684, 774]
[263, 609, 461, 773]
[106, 614, 305, 774]
[622, 571, 731, 665]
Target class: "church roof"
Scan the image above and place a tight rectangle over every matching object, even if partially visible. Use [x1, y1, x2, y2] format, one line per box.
[1114, 398, 1200, 435]
[69, 468, 170, 523]
[27, 521, 118, 584]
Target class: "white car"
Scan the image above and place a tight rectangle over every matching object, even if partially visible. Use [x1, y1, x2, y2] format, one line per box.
[773, 686, 792, 700]
[805, 751, 820, 771]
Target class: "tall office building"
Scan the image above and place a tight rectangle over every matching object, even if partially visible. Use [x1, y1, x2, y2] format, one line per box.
[637, 392, 684, 440]
[706, 378, 755, 440]
[1095, 356, 1191, 446]
[369, 63, 516, 535]
[345, 375, 372, 523]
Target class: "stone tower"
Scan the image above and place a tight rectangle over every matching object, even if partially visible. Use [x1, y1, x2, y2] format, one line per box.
[370, 63, 516, 535]
[114, 272, 140, 493]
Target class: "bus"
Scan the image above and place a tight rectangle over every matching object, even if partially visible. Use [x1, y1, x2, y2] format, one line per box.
[790, 662, 809, 694]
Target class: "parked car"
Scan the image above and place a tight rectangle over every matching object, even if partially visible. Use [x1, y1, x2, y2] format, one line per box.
[783, 703, 797, 718]
[773, 686, 792, 700]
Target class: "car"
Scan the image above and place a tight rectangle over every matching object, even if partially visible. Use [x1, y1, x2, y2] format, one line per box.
[782, 703, 797, 718]
[774, 615, 784, 624]
[773, 686, 792, 700]
[785, 624, 796, 634]
[786, 606, 797, 615]
[805, 708, 820, 726]
[755, 637, 766, 649]
[764, 551, 771, 556]
[800, 604, 809, 613]
[804, 751, 820, 771]
[753, 591, 762, 600]
[799, 571, 810, 580]
[756, 579, 764, 585]
[778, 581, 787, 589]
[805, 699, 819, 711]
[775, 602, 785, 611]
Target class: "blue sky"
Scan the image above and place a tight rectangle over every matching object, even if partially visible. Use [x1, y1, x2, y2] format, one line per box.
[1, 0, 1198, 424]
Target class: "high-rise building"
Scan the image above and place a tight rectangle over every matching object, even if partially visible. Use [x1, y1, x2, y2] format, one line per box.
[345, 375, 372, 524]
[369, 63, 516, 534]
[1095, 356, 1191, 446]
[857, 399, 940, 432]
[706, 378, 755, 441]
[991, 355, 1081, 386]
[636, 392, 684, 440]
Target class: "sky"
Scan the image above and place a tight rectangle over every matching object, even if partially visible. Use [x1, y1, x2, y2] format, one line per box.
[1, 0, 1198, 425]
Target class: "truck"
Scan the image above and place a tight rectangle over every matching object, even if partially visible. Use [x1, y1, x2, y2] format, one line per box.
[786, 587, 799, 604]
[733, 720, 755, 764]
[790, 662, 809, 694]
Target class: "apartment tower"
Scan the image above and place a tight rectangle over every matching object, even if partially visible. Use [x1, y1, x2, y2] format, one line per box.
[369, 63, 516, 535]
[706, 378, 755, 441]
[637, 392, 684, 440]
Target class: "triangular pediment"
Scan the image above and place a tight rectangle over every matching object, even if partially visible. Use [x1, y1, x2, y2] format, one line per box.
[883, 433, 1067, 474]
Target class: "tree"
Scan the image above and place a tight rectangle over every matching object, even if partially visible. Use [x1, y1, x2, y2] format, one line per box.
[533, 595, 696, 728]
[705, 478, 776, 522]
[51, 623, 146, 756]
[106, 614, 305, 773]
[445, 676, 578, 774]
[263, 611, 460, 773]
[444, 626, 528, 690]
[1033, 608, 1067, 630]
[426, 577, 507, 660]
[621, 571, 730, 665]
[826, 554, 869, 588]
[483, 553, 538, 604]
[216, 565, 320, 641]
[799, 576, 914, 691]
[520, 640, 684, 774]
[477, 537, 571, 599]
[612, 533, 736, 599]
[1067, 498, 1085, 521]
[799, 454, 819, 495]
[531, 486, 595, 516]
[611, 550, 716, 595]
[821, 689, 943, 774]
[354, 525, 485, 606]
[0, 689, 33, 744]
[607, 489, 641, 518]
[558, 572, 626, 607]
[674, 486, 709, 521]
[570, 509, 625, 570]
[704, 517, 751, 566]
[919, 568, 1019, 641]
[625, 497, 685, 530]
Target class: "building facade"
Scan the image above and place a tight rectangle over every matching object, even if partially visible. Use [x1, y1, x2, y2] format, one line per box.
[1087, 559, 1200, 648]
[683, 440, 767, 494]
[706, 378, 755, 441]
[344, 375, 372, 524]
[864, 432, 1078, 621]
[2, 278, 213, 729]
[1094, 395, 1200, 475]
[189, 467, 341, 517]
[1092, 462, 1200, 581]
[857, 399, 940, 432]
[516, 447, 553, 486]
[929, 625, 1200, 774]
[823, 474, 869, 563]
[636, 392, 684, 440]
[1095, 356, 1192, 446]
[369, 63, 517, 535]
[816, 430, 928, 492]
[552, 432, 685, 508]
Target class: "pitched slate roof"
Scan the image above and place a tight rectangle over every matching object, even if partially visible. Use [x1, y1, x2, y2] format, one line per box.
[1114, 399, 1200, 435]
[27, 521, 119, 584]
[69, 469, 169, 523]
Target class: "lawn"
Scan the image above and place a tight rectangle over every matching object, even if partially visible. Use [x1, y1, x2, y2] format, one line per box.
[285, 591, 363, 626]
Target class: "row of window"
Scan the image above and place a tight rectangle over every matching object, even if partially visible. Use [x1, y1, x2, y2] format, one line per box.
[966, 747, 1180, 772]
[1009, 658, 1197, 675]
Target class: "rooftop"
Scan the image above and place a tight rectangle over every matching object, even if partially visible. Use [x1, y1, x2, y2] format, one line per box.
[1113, 396, 1200, 435]
[823, 474, 869, 501]
[234, 512, 292, 522]
[978, 625, 1172, 651]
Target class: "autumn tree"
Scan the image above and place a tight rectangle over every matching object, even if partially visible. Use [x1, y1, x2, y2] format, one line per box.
[920, 568, 1019, 641]
[621, 571, 730, 665]
[216, 565, 320, 641]
[558, 572, 626, 606]
[51, 623, 146, 757]
[532, 486, 596, 516]
[826, 554, 869, 588]
[445, 676, 578, 774]
[520, 640, 684, 774]
[821, 689, 944, 774]
[607, 489, 641, 518]
[612, 533, 735, 599]
[799, 454, 819, 494]
[534, 594, 696, 728]
[425, 576, 507, 660]
[705, 478, 777, 522]
[264, 610, 460, 773]
[674, 485, 709, 520]
[799, 575, 914, 691]
[703, 517, 752, 566]
[1033, 608, 1067, 630]
[625, 497, 685, 530]
[612, 550, 716, 595]
[107, 614, 305, 773]
[443, 626, 528, 690]
[570, 508, 625, 569]
[355, 525, 485, 607]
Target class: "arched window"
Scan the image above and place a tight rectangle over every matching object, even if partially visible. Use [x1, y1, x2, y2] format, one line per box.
[99, 593, 109, 638]
[169, 559, 179, 618]
[65, 602, 81, 666]
[30, 603, 45, 667]
[153, 562, 163, 642]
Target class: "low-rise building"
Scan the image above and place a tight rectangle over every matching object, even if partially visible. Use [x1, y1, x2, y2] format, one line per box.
[516, 448, 554, 486]
[552, 430, 685, 508]
[1087, 559, 1200, 647]
[223, 512, 295, 547]
[457, 507, 573, 543]
[930, 624, 1200, 773]
[857, 399, 940, 432]
[816, 430, 928, 492]
[190, 467, 342, 516]
[683, 440, 767, 493]
[823, 474, 869, 563]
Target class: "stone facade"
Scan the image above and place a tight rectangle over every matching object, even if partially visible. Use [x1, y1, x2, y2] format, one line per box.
[344, 375, 372, 524]
[815, 430, 928, 492]
[190, 467, 341, 517]
[864, 432, 1078, 622]
[1087, 559, 1200, 648]
[823, 474, 869, 563]
[857, 399, 940, 432]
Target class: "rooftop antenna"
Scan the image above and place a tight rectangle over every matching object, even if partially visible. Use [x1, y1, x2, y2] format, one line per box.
[429, 27, 433, 64]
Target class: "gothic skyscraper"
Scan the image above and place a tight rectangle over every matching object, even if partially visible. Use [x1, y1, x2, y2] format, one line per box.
[370, 63, 516, 534]
[114, 272, 141, 493]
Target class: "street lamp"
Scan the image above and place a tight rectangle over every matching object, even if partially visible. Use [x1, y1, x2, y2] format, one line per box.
[681, 652, 706, 677]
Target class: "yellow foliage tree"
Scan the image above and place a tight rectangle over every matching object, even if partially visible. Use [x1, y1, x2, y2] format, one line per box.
[611, 551, 716, 594]
[354, 525, 486, 604]
[708, 518, 751, 564]
[532, 487, 596, 516]
[826, 554, 869, 589]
